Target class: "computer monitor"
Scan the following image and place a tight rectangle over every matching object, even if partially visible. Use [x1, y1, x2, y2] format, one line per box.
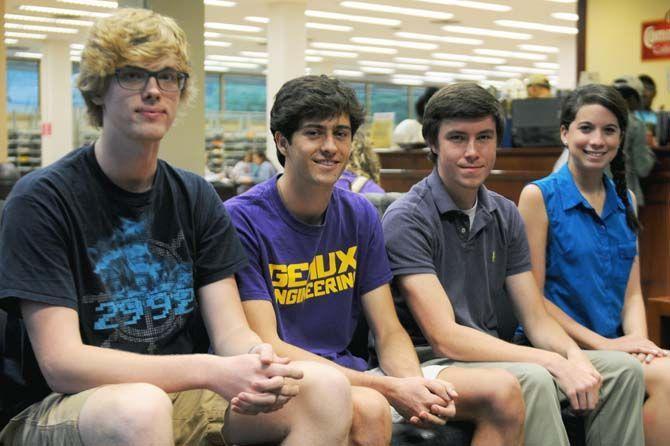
[511, 98, 562, 147]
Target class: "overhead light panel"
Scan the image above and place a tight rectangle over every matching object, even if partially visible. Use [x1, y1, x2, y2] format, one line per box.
[6, 31, 46, 39]
[205, 66, 230, 72]
[496, 65, 556, 74]
[240, 51, 268, 58]
[70, 43, 85, 49]
[360, 60, 430, 71]
[395, 31, 482, 46]
[551, 12, 579, 21]
[433, 52, 505, 64]
[57, 0, 117, 7]
[19, 5, 109, 18]
[204, 31, 222, 38]
[413, 0, 511, 12]
[395, 57, 466, 68]
[312, 41, 396, 54]
[306, 10, 400, 26]
[245, 16, 269, 23]
[392, 78, 424, 86]
[534, 62, 559, 69]
[494, 20, 577, 34]
[205, 22, 262, 33]
[5, 23, 78, 34]
[442, 25, 532, 40]
[5, 38, 19, 44]
[208, 55, 267, 64]
[333, 69, 364, 77]
[474, 48, 547, 60]
[204, 0, 237, 6]
[5, 14, 93, 27]
[340, 1, 453, 20]
[306, 49, 358, 58]
[361, 66, 395, 74]
[350, 37, 437, 50]
[427, 71, 486, 81]
[517, 44, 559, 53]
[209, 33, 266, 43]
[14, 51, 43, 59]
[205, 60, 260, 69]
[305, 56, 324, 62]
[460, 68, 521, 78]
[307, 22, 352, 32]
[204, 40, 233, 47]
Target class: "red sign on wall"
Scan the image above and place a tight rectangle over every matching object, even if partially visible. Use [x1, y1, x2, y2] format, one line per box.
[641, 20, 670, 60]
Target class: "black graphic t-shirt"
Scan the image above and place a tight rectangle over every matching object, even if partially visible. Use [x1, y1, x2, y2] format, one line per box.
[0, 145, 247, 355]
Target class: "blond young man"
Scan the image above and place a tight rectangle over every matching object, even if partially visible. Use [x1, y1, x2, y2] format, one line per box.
[0, 9, 352, 446]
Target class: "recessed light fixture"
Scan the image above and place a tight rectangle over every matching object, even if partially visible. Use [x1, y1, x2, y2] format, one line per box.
[305, 56, 324, 62]
[551, 12, 579, 21]
[204, 31, 222, 38]
[494, 19, 577, 34]
[208, 55, 267, 64]
[14, 51, 43, 59]
[496, 65, 556, 74]
[427, 71, 486, 81]
[5, 31, 47, 39]
[205, 60, 260, 69]
[333, 69, 364, 77]
[19, 5, 109, 18]
[245, 16, 269, 24]
[361, 66, 395, 74]
[517, 44, 559, 53]
[395, 31, 482, 46]
[57, 0, 117, 8]
[474, 48, 547, 61]
[5, 14, 93, 27]
[460, 68, 521, 78]
[5, 38, 19, 44]
[433, 52, 505, 64]
[204, 0, 237, 6]
[306, 49, 358, 58]
[340, 1, 453, 20]
[307, 22, 352, 32]
[205, 66, 231, 72]
[394, 57, 466, 68]
[350, 37, 437, 50]
[306, 10, 400, 26]
[204, 40, 233, 47]
[413, 0, 511, 12]
[534, 62, 560, 69]
[209, 33, 266, 43]
[359, 60, 430, 71]
[312, 41, 397, 54]
[442, 25, 532, 40]
[71, 43, 85, 50]
[71, 56, 82, 62]
[240, 51, 268, 58]
[205, 22, 262, 33]
[5, 23, 78, 34]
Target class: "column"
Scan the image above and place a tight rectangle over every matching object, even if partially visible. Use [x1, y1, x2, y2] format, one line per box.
[40, 40, 73, 167]
[120, 0, 205, 175]
[0, 0, 7, 162]
[557, 35, 577, 91]
[266, 0, 307, 166]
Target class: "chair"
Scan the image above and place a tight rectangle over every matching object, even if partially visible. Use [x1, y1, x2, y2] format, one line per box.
[646, 296, 670, 348]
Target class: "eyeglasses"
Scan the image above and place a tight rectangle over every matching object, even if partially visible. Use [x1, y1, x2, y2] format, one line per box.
[114, 66, 189, 93]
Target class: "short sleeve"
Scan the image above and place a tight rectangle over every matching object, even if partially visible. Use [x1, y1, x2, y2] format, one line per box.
[0, 194, 77, 311]
[357, 201, 393, 295]
[382, 204, 437, 277]
[193, 181, 248, 289]
[505, 206, 532, 277]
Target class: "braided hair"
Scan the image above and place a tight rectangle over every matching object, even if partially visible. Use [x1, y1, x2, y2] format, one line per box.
[560, 84, 640, 233]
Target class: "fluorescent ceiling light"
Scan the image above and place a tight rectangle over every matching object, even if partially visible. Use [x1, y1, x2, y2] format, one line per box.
[71, 56, 81, 62]
[5, 38, 19, 44]
[208, 55, 267, 64]
[460, 68, 521, 78]
[245, 16, 269, 23]
[392, 78, 424, 86]
[205, 60, 260, 69]
[359, 60, 429, 71]
[413, 0, 511, 12]
[57, 0, 117, 7]
[333, 69, 364, 77]
[14, 51, 43, 59]
[534, 62, 559, 69]
[306, 10, 400, 26]
[205, 0, 237, 6]
[19, 5, 109, 17]
[394, 57, 466, 68]
[5, 14, 93, 27]
[350, 37, 437, 50]
[496, 65, 556, 74]
[5, 23, 78, 34]
[6, 31, 46, 39]
[474, 48, 547, 60]
[427, 71, 486, 81]
[551, 12, 579, 21]
[312, 41, 396, 54]
[442, 25, 532, 40]
[340, 1, 453, 20]
[306, 22, 352, 32]
[306, 49, 358, 58]
[205, 22, 262, 33]
[204, 40, 233, 47]
[517, 44, 559, 53]
[240, 51, 268, 58]
[205, 66, 231, 72]
[305, 56, 324, 62]
[433, 52, 505, 64]
[395, 31, 482, 46]
[209, 33, 266, 43]
[494, 20, 577, 34]
[70, 43, 85, 49]
[361, 66, 395, 74]
[204, 31, 222, 38]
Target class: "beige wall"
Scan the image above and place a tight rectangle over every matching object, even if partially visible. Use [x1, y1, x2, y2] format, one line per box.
[586, 0, 669, 109]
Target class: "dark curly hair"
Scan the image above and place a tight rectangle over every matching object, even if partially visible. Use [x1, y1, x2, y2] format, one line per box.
[270, 75, 365, 166]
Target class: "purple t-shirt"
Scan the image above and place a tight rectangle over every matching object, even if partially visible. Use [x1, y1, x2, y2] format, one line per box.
[335, 170, 385, 194]
[225, 176, 392, 371]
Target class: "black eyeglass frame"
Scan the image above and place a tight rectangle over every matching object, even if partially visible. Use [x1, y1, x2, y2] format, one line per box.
[114, 66, 189, 93]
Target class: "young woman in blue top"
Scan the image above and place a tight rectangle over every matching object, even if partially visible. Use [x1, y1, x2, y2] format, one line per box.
[518, 84, 670, 446]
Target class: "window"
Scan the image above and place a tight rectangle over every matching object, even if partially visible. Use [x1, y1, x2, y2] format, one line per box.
[345, 82, 367, 110]
[71, 62, 85, 109]
[224, 75, 265, 112]
[205, 73, 221, 112]
[370, 84, 408, 124]
[7, 59, 39, 112]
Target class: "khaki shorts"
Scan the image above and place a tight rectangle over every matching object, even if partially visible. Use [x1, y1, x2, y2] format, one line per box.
[0, 387, 229, 446]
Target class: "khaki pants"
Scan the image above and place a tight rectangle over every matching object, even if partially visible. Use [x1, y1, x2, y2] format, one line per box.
[424, 350, 645, 446]
[0, 387, 228, 446]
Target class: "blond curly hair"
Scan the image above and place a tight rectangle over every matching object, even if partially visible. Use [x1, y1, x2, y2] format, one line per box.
[77, 8, 193, 127]
[348, 130, 381, 184]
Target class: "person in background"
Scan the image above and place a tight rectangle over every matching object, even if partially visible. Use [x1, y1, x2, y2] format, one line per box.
[392, 87, 439, 149]
[383, 82, 645, 446]
[231, 148, 256, 194]
[612, 75, 656, 207]
[336, 130, 385, 194]
[518, 83, 670, 446]
[526, 74, 552, 99]
[236, 148, 277, 193]
[637, 74, 658, 133]
[0, 9, 353, 446]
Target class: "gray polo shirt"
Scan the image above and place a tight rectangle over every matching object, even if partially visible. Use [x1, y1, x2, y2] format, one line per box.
[382, 169, 531, 347]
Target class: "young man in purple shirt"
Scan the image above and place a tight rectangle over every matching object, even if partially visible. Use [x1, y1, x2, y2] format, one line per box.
[227, 75, 525, 446]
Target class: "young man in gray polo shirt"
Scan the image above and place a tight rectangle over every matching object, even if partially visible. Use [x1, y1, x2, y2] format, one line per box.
[382, 83, 645, 446]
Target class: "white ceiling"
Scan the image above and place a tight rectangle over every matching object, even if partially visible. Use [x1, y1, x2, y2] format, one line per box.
[4, 0, 579, 88]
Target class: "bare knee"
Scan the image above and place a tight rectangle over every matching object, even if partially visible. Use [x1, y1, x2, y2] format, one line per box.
[79, 383, 173, 445]
[482, 370, 525, 425]
[352, 387, 392, 446]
